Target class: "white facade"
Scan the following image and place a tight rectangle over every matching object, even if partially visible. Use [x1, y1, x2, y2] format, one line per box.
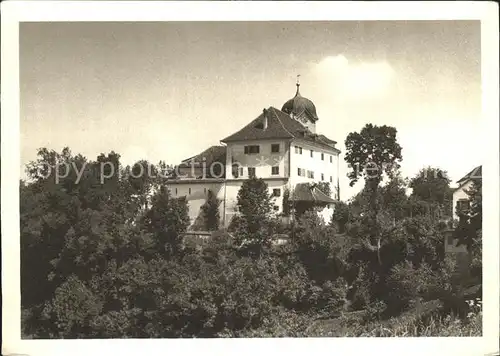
[166, 180, 224, 227]
[289, 139, 340, 197]
[164, 136, 340, 229]
[163, 86, 341, 230]
[225, 139, 291, 180]
[452, 180, 473, 221]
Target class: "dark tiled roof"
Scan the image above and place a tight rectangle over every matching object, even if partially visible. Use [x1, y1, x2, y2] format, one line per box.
[221, 107, 339, 151]
[180, 145, 226, 168]
[290, 183, 337, 204]
[221, 107, 296, 142]
[457, 165, 482, 184]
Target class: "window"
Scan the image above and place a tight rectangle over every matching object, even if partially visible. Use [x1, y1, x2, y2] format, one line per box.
[188, 188, 191, 194]
[299, 147, 303, 154]
[321, 153, 324, 160]
[457, 199, 470, 212]
[271, 144, 280, 153]
[273, 188, 281, 197]
[244, 145, 260, 154]
[248, 167, 256, 178]
[310, 150, 314, 157]
[273, 205, 280, 211]
[297, 168, 305, 177]
[330, 155, 333, 163]
[321, 173, 324, 181]
[330, 176, 333, 183]
[307, 170, 315, 179]
[295, 146, 303, 154]
[239, 167, 244, 176]
[175, 188, 178, 195]
[272, 166, 279, 175]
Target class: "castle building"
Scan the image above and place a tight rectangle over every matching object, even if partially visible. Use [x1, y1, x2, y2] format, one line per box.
[165, 82, 341, 229]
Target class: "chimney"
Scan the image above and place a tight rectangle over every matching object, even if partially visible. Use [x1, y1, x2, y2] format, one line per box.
[262, 109, 268, 129]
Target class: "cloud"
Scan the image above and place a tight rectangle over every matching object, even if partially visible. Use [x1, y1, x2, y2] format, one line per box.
[312, 55, 395, 98]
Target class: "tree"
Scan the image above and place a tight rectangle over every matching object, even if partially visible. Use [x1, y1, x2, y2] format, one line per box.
[201, 189, 221, 231]
[344, 124, 403, 190]
[282, 188, 291, 216]
[316, 182, 331, 197]
[380, 173, 409, 223]
[21, 148, 160, 337]
[410, 167, 451, 204]
[331, 201, 349, 233]
[142, 185, 190, 257]
[344, 124, 403, 264]
[234, 177, 276, 255]
[409, 167, 453, 219]
[454, 178, 482, 271]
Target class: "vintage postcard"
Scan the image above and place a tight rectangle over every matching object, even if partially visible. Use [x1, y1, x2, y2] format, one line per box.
[2, 1, 499, 356]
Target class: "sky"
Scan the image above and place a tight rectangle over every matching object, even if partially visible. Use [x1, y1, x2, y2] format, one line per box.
[20, 21, 481, 199]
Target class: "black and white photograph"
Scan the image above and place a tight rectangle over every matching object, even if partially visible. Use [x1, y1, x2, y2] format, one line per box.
[2, 2, 499, 356]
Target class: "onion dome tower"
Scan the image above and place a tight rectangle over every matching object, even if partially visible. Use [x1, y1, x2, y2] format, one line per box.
[281, 76, 319, 133]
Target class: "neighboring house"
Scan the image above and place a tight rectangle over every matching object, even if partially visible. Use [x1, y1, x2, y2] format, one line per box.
[452, 165, 481, 221]
[444, 165, 481, 255]
[163, 82, 341, 228]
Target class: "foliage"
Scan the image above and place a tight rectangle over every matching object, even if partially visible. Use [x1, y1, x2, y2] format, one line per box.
[282, 187, 291, 215]
[409, 167, 453, 219]
[233, 177, 276, 255]
[316, 181, 331, 197]
[21, 145, 481, 339]
[453, 178, 482, 279]
[142, 186, 190, 257]
[454, 179, 482, 250]
[410, 167, 451, 204]
[330, 200, 349, 233]
[200, 189, 221, 231]
[344, 124, 403, 188]
[344, 124, 403, 266]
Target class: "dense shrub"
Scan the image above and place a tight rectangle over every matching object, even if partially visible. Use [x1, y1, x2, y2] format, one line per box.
[20, 147, 481, 338]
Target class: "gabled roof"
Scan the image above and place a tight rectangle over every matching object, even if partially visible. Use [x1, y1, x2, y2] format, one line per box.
[179, 145, 226, 168]
[221, 107, 297, 142]
[221, 106, 339, 151]
[457, 165, 482, 184]
[290, 183, 337, 204]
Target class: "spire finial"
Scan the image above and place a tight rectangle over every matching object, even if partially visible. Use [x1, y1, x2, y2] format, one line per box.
[295, 74, 301, 96]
